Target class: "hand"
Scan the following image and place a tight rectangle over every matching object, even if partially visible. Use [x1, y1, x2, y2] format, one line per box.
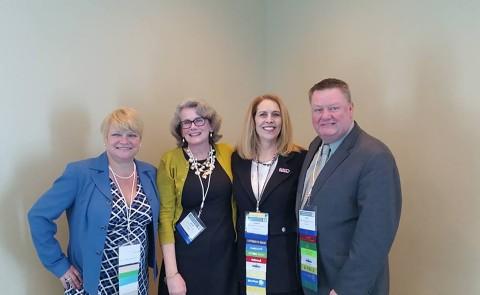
[60, 266, 82, 290]
[329, 290, 338, 295]
[166, 272, 187, 295]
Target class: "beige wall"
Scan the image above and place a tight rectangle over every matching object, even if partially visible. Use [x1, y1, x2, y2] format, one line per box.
[264, 0, 480, 294]
[0, 1, 265, 294]
[2, 1, 479, 294]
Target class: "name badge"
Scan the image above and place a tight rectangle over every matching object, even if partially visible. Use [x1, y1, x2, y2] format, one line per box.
[245, 212, 269, 295]
[176, 211, 206, 245]
[118, 244, 141, 295]
[299, 209, 318, 292]
[245, 211, 269, 237]
[299, 209, 316, 232]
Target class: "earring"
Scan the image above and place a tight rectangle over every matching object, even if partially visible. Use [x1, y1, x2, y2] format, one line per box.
[209, 132, 213, 138]
[182, 137, 186, 145]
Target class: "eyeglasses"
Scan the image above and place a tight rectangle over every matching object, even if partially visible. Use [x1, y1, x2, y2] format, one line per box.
[180, 117, 207, 129]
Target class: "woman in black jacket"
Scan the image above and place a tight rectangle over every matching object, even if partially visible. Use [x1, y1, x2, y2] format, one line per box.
[232, 94, 306, 295]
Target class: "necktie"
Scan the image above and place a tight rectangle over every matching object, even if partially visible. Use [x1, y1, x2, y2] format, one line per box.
[301, 144, 330, 209]
[317, 144, 330, 175]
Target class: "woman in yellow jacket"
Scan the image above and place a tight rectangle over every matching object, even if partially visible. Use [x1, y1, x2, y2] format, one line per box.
[157, 99, 237, 295]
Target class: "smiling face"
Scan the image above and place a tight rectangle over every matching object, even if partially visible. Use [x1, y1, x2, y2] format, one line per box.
[310, 87, 353, 143]
[254, 99, 282, 145]
[180, 107, 212, 149]
[105, 125, 141, 163]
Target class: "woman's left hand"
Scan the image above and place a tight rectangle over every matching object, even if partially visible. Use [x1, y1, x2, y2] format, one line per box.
[60, 265, 83, 290]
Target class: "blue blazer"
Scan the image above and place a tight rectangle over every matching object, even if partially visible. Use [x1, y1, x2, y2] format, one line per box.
[28, 152, 160, 294]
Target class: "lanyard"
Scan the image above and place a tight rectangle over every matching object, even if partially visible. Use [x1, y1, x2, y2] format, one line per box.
[254, 155, 277, 212]
[196, 169, 212, 218]
[186, 146, 216, 218]
[110, 163, 137, 242]
[301, 144, 329, 210]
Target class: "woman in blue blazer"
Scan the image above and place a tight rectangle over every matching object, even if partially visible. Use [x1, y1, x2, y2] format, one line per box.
[28, 107, 159, 295]
[233, 95, 306, 295]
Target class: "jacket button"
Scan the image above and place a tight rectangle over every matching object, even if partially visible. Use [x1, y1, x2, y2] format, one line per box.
[281, 227, 286, 232]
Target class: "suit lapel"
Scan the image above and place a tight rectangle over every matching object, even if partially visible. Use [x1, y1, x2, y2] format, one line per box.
[259, 155, 292, 206]
[295, 137, 322, 211]
[136, 161, 158, 207]
[310, 123, 361, 196]
[311, 148, 350, 193]
[236, 156, 258, 207]
[90, 152, 112, 200]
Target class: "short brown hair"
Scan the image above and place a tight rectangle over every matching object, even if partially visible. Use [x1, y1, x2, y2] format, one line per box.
[236, 94, 301, 159]
[309, 78, 352, 103]
[170, 99, 222, 147]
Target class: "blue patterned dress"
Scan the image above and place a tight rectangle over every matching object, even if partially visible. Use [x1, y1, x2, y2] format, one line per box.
[65, 176, 152, 295]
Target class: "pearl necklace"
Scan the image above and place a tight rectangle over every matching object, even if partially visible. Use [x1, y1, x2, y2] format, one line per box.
[186, 146, 216, 179]
[109, 162, 136, 179]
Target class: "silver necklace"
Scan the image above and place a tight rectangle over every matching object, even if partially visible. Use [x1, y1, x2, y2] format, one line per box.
[254, 154, 278, 212]
[255, 154, 278, 166]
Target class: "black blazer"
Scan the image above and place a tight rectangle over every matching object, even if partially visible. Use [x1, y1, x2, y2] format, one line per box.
[232, 150, 306, 294]
[296, 123, 402, 295]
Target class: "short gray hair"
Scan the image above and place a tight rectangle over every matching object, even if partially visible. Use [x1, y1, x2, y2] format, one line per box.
[170, 99, 222, 147]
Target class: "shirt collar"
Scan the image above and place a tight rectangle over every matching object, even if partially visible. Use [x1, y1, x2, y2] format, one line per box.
[324, 121, 354, 158]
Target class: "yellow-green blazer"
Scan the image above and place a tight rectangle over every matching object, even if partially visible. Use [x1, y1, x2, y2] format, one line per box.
[157, 143, 236, 244]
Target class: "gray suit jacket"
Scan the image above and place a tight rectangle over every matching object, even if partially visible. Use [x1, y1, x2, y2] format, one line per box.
[296, 122, 401, 295]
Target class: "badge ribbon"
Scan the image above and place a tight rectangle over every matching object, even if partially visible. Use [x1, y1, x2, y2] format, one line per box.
[245, 212, 269, 295]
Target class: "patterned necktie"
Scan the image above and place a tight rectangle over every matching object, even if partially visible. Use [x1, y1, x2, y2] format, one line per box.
[301, 144, 330, 209]
[317, 144, 330, 174]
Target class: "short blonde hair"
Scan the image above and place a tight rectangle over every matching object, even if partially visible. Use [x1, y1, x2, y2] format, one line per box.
[100, 107, 144, 139]
[236, 94, 300, 159]
[170, 99, 223, 147]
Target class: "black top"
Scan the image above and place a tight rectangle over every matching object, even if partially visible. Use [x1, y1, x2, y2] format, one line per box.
[232, 150, 306, 295]
[159, 156, 237, 295]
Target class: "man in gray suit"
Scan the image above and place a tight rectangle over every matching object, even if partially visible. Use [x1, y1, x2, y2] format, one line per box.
[296, 78, 402, 295]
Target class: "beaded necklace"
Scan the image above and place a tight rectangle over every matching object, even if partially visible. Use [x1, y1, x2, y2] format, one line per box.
[185, 145, 216, 217]
[186, 146, 216, 179]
